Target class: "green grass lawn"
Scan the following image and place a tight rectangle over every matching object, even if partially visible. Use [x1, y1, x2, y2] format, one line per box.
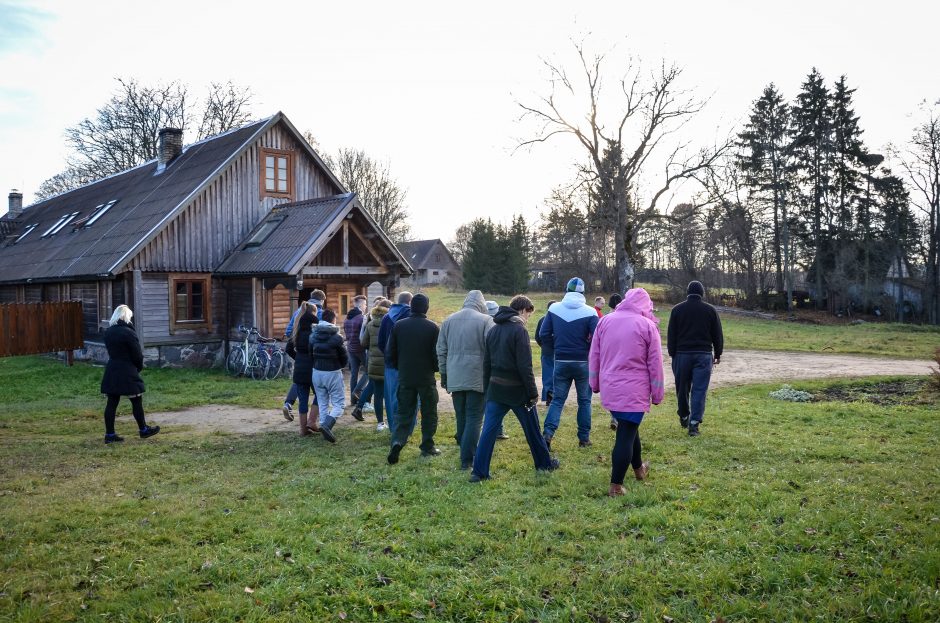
[418, 286, 940, 360]
[1, 357, 938, 622]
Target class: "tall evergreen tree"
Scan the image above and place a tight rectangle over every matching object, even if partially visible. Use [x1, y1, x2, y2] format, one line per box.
[791, 68, 834, 309]
[738, 84, 793, 296]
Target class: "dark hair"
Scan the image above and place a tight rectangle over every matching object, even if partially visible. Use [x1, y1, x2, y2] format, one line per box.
[509, 295, 534, 313]
[321, 309, 336, 324]
[546, 300, 557, 309]
[608, 293, 623, 309]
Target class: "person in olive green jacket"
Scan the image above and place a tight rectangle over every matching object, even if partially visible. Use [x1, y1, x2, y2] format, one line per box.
[354, 299, 391, 431]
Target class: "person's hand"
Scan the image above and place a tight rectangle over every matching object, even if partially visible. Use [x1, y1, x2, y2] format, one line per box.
[441, 374, 447, 390]
[524, 398, 537, 411]
[713, 356, 721, 365]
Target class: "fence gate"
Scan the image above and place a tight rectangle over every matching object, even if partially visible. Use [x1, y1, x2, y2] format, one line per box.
[0, 302, 85, 362]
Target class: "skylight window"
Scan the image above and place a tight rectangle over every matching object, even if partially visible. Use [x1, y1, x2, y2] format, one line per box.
[84, 200, 118, 227]
[44, 211, 80, 237]
[14, 223, 38, 244]
[244, 216, 285, 248]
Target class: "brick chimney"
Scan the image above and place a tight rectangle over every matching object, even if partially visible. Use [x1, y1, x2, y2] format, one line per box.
[157, 128, 183, 171]
[7, 189, 23, 218]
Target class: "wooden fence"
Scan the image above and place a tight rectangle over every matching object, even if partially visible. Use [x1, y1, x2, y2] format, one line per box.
[0, 302, 85, 360]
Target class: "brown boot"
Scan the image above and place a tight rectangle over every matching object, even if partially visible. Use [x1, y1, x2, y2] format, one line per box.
[299, 413, 310, 436]
[634, 462, 650, 481]
[608, 483, 626, 497]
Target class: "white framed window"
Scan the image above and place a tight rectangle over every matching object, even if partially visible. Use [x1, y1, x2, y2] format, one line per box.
[84, 200, 117, 227]
[14, 223, 38, 243]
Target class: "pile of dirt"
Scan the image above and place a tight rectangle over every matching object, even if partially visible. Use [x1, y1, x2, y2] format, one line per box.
[814, 379, 934, 406]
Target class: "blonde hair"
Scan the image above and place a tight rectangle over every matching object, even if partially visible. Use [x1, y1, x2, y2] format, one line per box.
[291, 301, 318, 340]
[110, 305, 133, 326]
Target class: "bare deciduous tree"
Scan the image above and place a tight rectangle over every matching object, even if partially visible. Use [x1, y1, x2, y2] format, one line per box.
[325, 147, 411, 244]
[518, 41, 731, 291]
[36, 78, 254, 200]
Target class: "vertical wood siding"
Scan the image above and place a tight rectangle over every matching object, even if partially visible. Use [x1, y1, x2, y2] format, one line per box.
[125, 122, 341, 273]
[140, 275, 170, 342]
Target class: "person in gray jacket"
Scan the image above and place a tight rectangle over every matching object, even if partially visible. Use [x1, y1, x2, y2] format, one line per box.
[436, 290, 494, 469]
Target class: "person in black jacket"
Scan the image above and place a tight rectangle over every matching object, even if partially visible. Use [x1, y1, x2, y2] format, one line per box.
[386, 293, 440, 464]
[666, 280, 724, 437]
[534, 300, 557, 406]
[290, 303, 321, 438]
[470, 296, 558, 482]
[100, 305, 159, 443]
[311, 308, 347, 443]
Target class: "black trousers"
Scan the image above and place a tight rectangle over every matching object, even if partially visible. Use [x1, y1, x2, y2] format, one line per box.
[393, 383, 439, 453]
[104, 394, 146, 434]
[610, 420, 643, 485]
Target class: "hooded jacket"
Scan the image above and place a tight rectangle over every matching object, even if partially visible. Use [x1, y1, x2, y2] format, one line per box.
[436, 290, 494, 393]
[589, 288, 665, 413]
[361, 306, 389, 380]
[538, 292, 599, 361]
[387, 311, 439, 387]
[310, 321, 348, 372]
[483, 306, 538, 406]
[343, 307, 365, 355]
[378, 302, 411, 366]
[100, 320, 146, 396]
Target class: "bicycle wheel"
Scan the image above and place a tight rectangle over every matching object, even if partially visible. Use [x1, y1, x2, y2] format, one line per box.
[249, 349, 271, 380]
[265, 349, 285, 380]
[226, 346, 246, 376]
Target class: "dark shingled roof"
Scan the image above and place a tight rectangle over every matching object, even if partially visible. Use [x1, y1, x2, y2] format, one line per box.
[396, 239, 439, 268]
[215, 194, 414, 277]
[0, 118, 271, 284]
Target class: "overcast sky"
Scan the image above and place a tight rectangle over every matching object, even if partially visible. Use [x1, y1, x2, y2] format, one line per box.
[1, 0, 937, 241]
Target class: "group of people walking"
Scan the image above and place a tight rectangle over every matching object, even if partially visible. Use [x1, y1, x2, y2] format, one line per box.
[99, 278, 723, 496]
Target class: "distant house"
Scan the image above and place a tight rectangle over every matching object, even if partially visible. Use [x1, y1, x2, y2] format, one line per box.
[0, 112, 412, 365]
[883, 257, 924, 316]
[397, 239, 461, 287]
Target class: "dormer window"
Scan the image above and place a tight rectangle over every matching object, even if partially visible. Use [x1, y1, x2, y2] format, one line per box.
[244, 215, 286, 249]
[259, 148, 293, 199]
[14, 223, 38, 244]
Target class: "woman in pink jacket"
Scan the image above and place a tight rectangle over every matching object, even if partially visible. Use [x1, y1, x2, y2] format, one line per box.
[589, 288, 665, 497]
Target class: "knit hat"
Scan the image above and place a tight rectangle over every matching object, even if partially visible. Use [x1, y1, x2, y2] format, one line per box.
[485, 300, 499, 316]
[687, 281, 705, 297]
[566, 277, 585, 293]
[412, 293, 430, 314]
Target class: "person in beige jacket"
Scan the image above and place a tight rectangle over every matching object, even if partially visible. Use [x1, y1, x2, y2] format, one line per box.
[436, 290, 494, 469]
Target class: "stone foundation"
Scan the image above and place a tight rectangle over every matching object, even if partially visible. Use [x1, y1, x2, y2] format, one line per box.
[71, 340, 226, 368]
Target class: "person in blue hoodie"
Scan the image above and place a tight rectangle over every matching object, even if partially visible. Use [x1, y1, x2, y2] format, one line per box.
[538, 277, 599, 448]
[378, 291, 413, 432]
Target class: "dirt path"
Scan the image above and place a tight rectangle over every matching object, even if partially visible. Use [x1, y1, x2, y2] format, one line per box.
[147, 349, 935, 435]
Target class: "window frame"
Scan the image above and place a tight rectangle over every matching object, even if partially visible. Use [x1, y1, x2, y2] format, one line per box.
[259, 147, 294, 199]
[168, 273, 212, 332]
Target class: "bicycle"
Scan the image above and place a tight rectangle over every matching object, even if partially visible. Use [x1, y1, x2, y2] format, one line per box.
[226, 326, 270, 380]
[256, 330, 286, 380]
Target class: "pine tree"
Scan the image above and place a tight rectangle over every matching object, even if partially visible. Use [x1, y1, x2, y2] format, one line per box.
[791, 68, 834, 310]
[738, 84, 793, 297]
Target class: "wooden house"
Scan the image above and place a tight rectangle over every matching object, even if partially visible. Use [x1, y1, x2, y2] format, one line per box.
[397, 239, 461, 287]
[0, 113, 412, 365]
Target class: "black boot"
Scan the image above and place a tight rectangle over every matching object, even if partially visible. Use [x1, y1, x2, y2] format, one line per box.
[104, 433, 124, 444]
[320, 417, 337, 443]
[351, 406, 364, 421]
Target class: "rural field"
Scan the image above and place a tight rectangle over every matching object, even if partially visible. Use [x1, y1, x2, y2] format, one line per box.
[1, 291, 939, 622]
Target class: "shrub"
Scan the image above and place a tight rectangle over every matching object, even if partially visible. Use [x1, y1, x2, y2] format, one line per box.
[769, 384, 814, 402]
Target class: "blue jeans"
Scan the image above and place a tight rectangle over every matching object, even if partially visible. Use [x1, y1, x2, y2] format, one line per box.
[360, 378, 384, 423]
[348, 351, 365, 397]
[353, 352, 371, 397]
[452, 390, 485, 467]
[672, 352, 713, 424]
[542, 360, 592, 442]
[540, 352, 554, 402]
[472, 401, 553, 479]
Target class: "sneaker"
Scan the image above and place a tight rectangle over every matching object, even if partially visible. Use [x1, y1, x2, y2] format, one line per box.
[496, 433, 509, 440]
[387, 442, 403, 465]
[579, 439, 593, 448]
[421, 447, 442, 457]
[688, 423, 700, 437]
[679, 415, 689, 429]
[282, 403, 294, 422]
[376, 422, 388, 432]
[539, 457, 560, 472]
[634, 461, 650, 481]
[351, 406, 364, 422]
[139, 426, 161, 439]
[104, 433, 124, 444]
[469, 472, 488, 483]
[362, 402, 375, 413]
